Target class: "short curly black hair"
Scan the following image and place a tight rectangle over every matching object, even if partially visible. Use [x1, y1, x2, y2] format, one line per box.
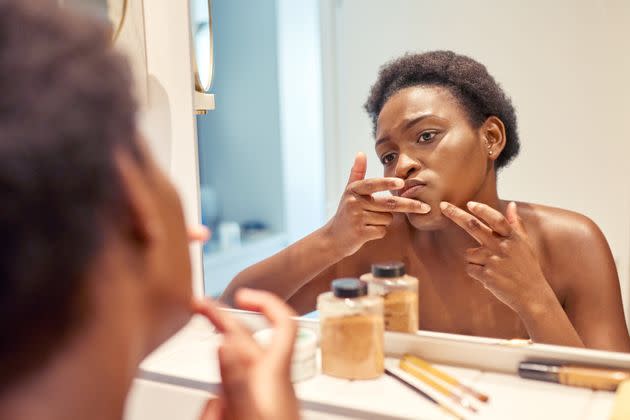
[365, 50, 519, 169]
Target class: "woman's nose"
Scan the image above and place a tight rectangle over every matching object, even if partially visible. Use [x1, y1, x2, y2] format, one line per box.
[394, 154, 421, 179]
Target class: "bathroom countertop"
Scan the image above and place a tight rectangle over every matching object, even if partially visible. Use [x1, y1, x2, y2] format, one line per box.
[129, 315, 616, 420]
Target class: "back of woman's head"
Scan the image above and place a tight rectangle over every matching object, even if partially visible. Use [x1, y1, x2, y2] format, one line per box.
[0, 0, 140, 392]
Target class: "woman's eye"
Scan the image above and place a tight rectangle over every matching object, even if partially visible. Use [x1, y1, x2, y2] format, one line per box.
[418, 131, 437, 142]
[380, 153, 396, 165]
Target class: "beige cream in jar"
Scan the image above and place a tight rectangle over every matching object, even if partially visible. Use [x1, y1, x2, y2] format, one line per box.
[361, 262, 418, 333]
[317, 278, 384, 380]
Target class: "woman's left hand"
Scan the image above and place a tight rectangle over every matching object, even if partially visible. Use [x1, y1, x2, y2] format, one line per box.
[440, 201, 554, 314]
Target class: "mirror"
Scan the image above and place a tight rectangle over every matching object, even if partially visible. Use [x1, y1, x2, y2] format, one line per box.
[190, 0, 214, 92]
[62, 0, 148, 107]
[196, 0, 630, 353]
[62, 0, 127, 41]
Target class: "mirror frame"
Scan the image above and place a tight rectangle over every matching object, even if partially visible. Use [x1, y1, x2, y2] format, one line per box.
[109, 0, 128, 43]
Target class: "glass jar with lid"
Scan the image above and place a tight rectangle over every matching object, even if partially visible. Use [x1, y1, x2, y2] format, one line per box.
[317, 278, 384, 379]
[361, 262, 418, 333]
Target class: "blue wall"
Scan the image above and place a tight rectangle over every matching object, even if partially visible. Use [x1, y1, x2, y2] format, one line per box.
[197, 0, 285, 234]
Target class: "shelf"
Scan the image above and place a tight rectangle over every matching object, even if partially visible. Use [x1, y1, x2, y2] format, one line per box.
[202, 232, 288, 297]
[138, 312, 622, 419]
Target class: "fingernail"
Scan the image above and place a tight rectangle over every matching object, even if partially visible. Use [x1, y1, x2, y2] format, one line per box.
[392, 178, 404, 188]
[420, 203, 431, 213]
[439, 202, 449, 211]
[467, 201, 478, 211]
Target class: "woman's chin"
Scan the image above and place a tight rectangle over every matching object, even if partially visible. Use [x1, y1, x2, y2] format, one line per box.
[405, 210, 449, 231]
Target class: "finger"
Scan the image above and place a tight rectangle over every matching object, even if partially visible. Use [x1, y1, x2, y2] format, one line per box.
[465, 263, 492, 286]
[363, 210, 394, 226]
[367, 195, 431, 214]
[221, 329, 262, 363]
[234, 289, 298, 367]
[199, 398, 222, 420]
[464, 247, 492, 265]
[217, 341, 254, 420]
[346, 152, 367, 185]
[349, 177, 404, 195]
[440, 201, 494, 246]
[505, 201, 526, 234]
[364, 225, 388, 240]
[188, 224, 211, 243]
[192, 298, 250, 336]
[466, 201, 512, 237]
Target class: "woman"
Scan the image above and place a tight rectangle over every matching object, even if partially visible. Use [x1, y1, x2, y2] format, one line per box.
[0, 1, 299, 419]
[224, 51, 630, 352]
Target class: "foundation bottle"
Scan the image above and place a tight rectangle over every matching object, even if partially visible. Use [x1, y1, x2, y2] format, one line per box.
[361, 262, 419, 333]
[318, 278, 384, 380]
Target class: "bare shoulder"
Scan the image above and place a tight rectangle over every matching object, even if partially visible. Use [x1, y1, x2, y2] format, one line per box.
[514, 201, 606, 247]
[513, 201, 614, 289]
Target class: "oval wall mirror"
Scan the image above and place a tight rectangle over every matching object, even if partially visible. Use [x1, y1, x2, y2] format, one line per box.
[190, 0, 214, 92]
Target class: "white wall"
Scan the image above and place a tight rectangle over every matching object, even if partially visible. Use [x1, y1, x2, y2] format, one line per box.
[140, 0, 203, 296]
[276, 0, 327, 242]
[321, 0, 630, 319]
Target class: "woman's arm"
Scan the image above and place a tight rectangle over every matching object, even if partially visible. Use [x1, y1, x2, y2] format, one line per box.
[220, 225, 344, 307]
[557, 215, 630, 352]
[220, 153, 430, 307]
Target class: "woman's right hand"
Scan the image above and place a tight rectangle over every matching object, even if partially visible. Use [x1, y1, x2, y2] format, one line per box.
[195, 289, 299, 420]
[325, 152, 431, 257]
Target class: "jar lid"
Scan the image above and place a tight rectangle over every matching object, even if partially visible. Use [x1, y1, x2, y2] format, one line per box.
[332, 278, 367, 298]
[371, 262, 406, 277]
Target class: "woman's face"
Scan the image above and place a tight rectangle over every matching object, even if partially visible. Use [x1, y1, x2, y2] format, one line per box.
[131, 140, 193, 350]
[375, 85, 494, 230]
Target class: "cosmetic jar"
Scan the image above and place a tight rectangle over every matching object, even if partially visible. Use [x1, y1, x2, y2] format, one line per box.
[361, 262, 419, 333]
[317, 278, 384, 379]
[253, 326, 317, 383]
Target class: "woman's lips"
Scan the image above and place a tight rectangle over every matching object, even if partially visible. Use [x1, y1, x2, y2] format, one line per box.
[400, 184, 427, 199]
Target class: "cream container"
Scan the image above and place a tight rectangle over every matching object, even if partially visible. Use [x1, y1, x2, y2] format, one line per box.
[361, 262, 419, 333]
[253, 326, 318, 383]
[317, 278, 385, 380]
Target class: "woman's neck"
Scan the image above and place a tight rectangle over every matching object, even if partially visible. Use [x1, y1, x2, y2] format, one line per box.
[0, 262, 149, 420]
[0, 323, 136, 420]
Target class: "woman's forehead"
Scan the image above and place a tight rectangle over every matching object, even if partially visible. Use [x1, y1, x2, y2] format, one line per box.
[376, 86, 467, 137]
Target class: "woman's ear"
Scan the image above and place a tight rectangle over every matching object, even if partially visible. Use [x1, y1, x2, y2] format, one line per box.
[481, 116, 507, 162]
[113, 147, 163, 247]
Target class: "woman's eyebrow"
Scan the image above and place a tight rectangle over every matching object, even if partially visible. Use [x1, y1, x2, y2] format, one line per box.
[402, 113, 449, 131]
[376, 113, 446, 146]
[375, 136, 390, 147]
